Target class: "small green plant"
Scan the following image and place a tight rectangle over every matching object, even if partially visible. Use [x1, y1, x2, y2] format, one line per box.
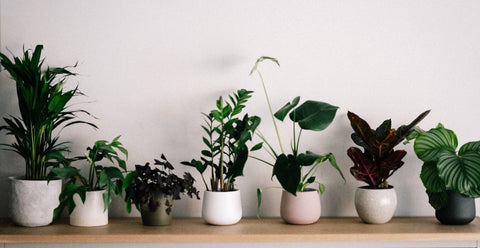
[0, 45, 97, 180]
[347, 110, 430, 188]
[406, 124, 480, 210]
[250, 56, 345, 210]
[124, 154, 200, 214]
[51, 136, 128, 222]
[182, 89, 261, 191]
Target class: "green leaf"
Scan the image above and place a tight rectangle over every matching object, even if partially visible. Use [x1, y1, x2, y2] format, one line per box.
[249, 56, 280, 75]
[413, 126, 457, 162]
[251, 142, 263, 151]
[437, 150, 480, 197]
[290, 100, 338, 131]
[318, 183, 325, 194]
[272, 154, 300, 195]
[420, 161, 446, 193]
[274, 97, 300, 121]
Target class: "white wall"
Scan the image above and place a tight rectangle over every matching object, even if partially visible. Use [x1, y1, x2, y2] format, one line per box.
[1, 0, 480, 219]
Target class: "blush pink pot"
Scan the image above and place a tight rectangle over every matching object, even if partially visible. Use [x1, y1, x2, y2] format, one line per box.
[280, 190, 321, 225]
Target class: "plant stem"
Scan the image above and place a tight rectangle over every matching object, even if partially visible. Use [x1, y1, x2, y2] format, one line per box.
[256, 70, 284, 154]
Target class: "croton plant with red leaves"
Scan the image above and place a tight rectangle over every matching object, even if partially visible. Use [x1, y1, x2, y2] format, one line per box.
[347, 110, 430, 188]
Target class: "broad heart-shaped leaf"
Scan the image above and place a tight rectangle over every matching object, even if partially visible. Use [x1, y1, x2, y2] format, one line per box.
[437, 149, 480, 198]
[274, 96, 300, 121]
[420, 161, 446, 193]
[272, 154, 301, 195]
[290, 100, 338, 131]
[413, 126, 457, 162]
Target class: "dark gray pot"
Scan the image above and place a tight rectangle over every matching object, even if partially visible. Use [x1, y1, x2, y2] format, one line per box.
[435, 191, 475, 225]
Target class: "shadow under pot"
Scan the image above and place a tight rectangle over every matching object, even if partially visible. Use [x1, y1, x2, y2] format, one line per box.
[435, 191, 475, 225]
[140, 193, 174, 226]
[280, 189, 321, 225]
[202, 190, 242, 225]
[355, 186, 397, 224]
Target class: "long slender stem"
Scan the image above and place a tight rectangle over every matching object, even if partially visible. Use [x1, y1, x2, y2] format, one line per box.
[256, 70, 284, 154]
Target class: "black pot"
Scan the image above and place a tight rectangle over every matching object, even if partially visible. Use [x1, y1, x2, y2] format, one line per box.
[435, 191, 475, 225]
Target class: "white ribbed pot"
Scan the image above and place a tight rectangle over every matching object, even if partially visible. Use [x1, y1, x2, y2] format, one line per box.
[280, 189, 321, 225]
[355, 186, 397, 224]
[70, 190, 108, 227]
[202, 190, 242, 225]
[9, 176, 62, 227]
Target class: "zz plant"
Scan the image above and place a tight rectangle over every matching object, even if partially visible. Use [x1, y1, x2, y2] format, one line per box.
[406, 124, 480, 210]
[347, 110, 430, 188]
[182, 89, 261, 191]
[250, 56, 345, 201]
[51, 136, 128, 222]
[0, 45, 96, 180]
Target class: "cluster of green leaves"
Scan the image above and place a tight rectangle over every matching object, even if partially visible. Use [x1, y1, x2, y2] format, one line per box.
[124, 154, 200, 214]
[51, 136, 128, 222]
[0, 45, 97, 180]
[407, 124, 480, 210]
[250, 56, 345, 200]
[182, 89, 261, 191]
[347, 110, 430, 188]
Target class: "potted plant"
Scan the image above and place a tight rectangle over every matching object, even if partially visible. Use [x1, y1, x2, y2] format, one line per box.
[0, 45, 96, 227]
[406, 123, 480, 225]
[182, 89, 261, 225]
[250, 56, 345, 225]
[346, 110, 429, 224]
[51, 136, 127, 226]
[124, 154, 200, 226]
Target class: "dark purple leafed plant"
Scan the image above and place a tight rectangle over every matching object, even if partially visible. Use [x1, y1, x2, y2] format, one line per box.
[347, 110, 430, 188]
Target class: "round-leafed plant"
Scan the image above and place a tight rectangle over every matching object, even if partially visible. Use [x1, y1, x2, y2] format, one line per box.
[407, 124, 480, 210]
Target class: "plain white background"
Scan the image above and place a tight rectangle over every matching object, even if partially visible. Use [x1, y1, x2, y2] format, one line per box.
[1, 0, 480, 220]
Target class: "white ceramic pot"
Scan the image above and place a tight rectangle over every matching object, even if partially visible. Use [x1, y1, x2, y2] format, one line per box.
[202, 190, 242, 225]
[355, 186, 397, 224]
[9, 176, 62, 227]
[70, 190, 108, 227]
[280, 189, 321, 225]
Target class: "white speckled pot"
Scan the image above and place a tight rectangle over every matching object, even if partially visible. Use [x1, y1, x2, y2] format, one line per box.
[70, 190, 108, 227]
[280, 190, 321, 225]
[9, 176, 62, 227]
[355, 186, 397, 224]
[202, 190, 242, 225]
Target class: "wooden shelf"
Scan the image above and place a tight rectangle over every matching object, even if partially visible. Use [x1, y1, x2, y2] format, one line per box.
[1, 217, 480, 243]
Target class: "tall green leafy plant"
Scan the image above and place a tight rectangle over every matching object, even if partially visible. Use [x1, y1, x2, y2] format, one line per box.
[406, 124, 480, 210]
[0, 45, 97, 180]
[250, 56, 345, 200]
[347, 110, 430, 188]
[51, 136, 128, 222]
[182, 89, 261, 191]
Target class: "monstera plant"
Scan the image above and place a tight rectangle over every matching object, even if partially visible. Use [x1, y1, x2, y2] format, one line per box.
[347, 110, 430, 188]
[251, 56, 344, 224]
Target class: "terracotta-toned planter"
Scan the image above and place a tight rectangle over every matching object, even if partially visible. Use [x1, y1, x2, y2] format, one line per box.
[140, 193, 174, 226]
[355, 186, 397, 224]
[202, 190, 242, 225]
[9, 176, 62, 227]
[280, 189, 321, 225]
[70, 190, 108, 227]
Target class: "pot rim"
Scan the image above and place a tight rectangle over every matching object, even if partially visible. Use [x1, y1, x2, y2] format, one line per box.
[358, 185, 395, 190]
[8, 176, 62, 182]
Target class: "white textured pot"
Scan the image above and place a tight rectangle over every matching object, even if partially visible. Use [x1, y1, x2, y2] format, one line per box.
[70, 190, 108, 227]
[9, 176, 62, 227]
[355, 186, 397, 224]
[202, 190, 242, 225]
[280, 189, 321, 225]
